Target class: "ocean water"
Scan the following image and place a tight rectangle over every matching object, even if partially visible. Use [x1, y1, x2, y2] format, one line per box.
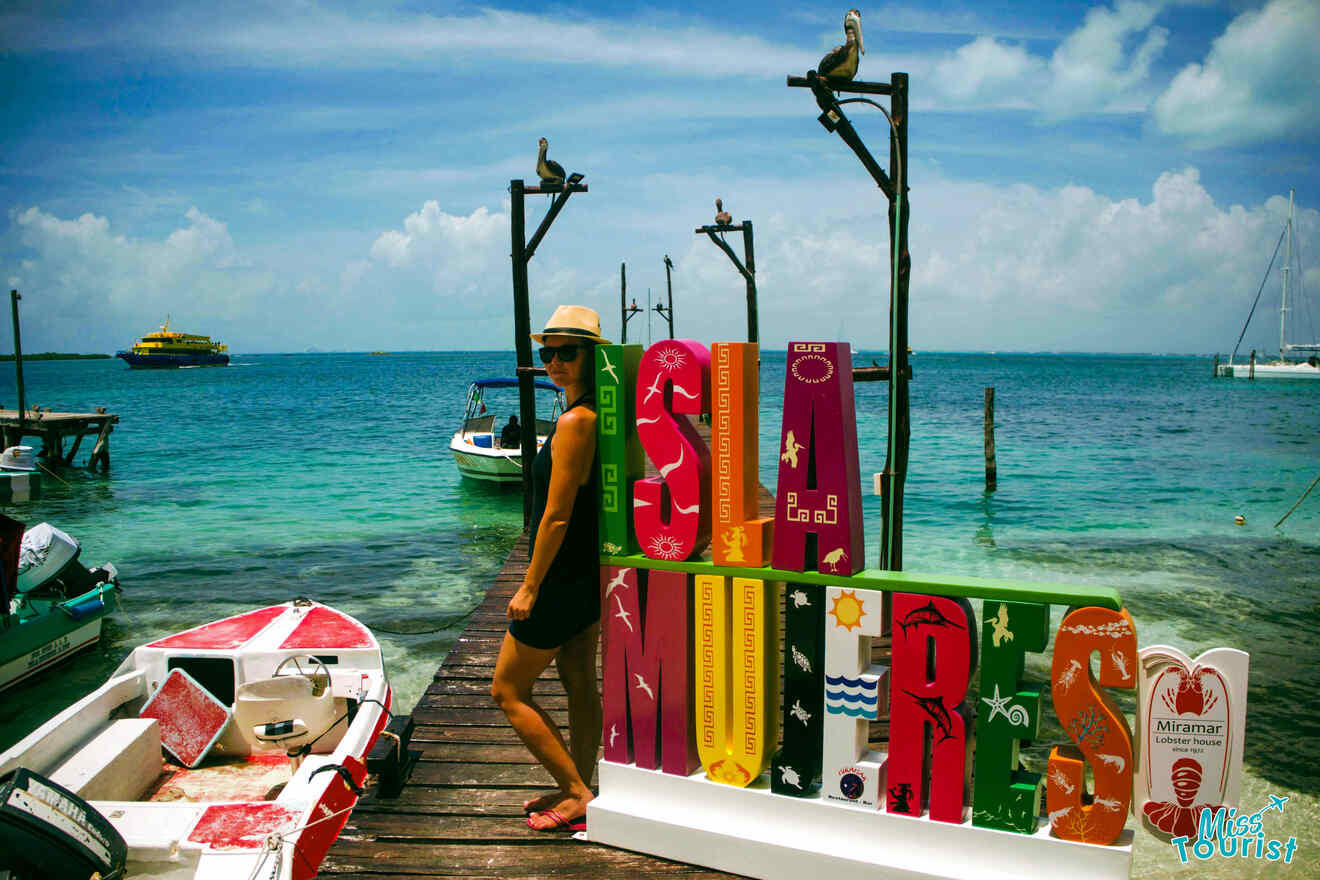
[1, 350, 1316, 877]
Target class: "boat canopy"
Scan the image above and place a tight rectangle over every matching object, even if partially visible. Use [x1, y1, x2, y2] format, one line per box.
[471, 378, 558, 392]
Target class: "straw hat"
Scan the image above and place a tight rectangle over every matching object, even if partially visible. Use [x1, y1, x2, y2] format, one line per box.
[531, 305, 611, 345]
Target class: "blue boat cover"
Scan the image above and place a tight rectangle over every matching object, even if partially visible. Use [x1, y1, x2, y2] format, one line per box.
[473, 378, 558, 392]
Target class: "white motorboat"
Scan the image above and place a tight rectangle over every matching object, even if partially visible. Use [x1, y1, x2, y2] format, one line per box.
[1217, 188, 1320, 380]
[0, 598, 392, 880]
[1, 517, 120, 693]
[449, 377, 562, 482]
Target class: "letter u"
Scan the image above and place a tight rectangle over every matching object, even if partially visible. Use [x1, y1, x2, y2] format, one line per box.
[693, 575, 779, 787]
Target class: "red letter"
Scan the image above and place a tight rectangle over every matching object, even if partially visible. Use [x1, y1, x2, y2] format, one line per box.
[634, 340, 711, 560]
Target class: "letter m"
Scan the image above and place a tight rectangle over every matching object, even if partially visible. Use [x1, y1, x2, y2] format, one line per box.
[1197, 806, 1229, 842]
[601, 567, 698, 776]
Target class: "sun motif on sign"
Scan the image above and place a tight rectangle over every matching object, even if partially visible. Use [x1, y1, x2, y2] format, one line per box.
[654, 346, 688, 372]
[647, 534, 685, 560]
[829, 590, 866, 631]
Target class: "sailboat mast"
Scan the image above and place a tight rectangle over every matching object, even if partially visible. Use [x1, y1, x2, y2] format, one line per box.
[1281, 188, 1293, 359]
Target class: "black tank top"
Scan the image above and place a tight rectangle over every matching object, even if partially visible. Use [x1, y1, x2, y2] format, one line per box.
[527, 393, 599, 586]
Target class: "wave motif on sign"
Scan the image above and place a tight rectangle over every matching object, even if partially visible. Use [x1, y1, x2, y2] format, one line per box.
[825, 674, 879, 717]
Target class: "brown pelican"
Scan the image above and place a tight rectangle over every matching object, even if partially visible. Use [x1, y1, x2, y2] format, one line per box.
[818, 9, 863, 83]
[536, 137, 565, 187]
[715, 198, 732, 226]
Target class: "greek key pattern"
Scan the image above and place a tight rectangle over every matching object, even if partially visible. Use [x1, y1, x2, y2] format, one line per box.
[699, 579, 717, 749]
[741, 581, 760, 754]
[714, 344, 733, 523]
[602, 464, 619, 513]
[599, 385, 619, 435]
[785, 492, 838, 525]
[791, 343, 828, 353]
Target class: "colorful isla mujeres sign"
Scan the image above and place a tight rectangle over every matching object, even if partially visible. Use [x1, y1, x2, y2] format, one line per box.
[587, 340, 1245, 880]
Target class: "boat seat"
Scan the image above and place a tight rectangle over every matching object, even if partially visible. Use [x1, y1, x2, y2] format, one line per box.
[49, 718, 162, 802]
[233, 673, 337, 759]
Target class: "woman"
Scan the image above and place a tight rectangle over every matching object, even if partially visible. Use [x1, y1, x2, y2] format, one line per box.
[492, 305, 606, 832]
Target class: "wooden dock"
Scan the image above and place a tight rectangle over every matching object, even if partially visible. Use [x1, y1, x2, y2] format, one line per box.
[0, 409, 118, 470]
[322, 418, 889, 879]
[319, 527, 743, 879]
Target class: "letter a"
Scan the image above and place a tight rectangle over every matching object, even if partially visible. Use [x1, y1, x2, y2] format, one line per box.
[772, 342, 863, 574]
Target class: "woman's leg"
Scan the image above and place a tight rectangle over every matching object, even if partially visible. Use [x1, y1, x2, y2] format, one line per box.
[555, 621, 602, 786]
[491, 632, 593, 822]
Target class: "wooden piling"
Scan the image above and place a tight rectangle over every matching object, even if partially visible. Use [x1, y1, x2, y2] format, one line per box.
[10, 291, 26, 428]
[984, 387, 997, 492]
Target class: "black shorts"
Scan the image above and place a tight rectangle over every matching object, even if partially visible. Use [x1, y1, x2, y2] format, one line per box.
[508, 574, 600, 650]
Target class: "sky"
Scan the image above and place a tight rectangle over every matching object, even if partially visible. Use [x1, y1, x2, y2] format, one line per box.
[2, 0, 1318, 355]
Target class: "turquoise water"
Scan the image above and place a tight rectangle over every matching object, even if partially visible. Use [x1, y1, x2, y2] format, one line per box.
[1, 351, 1317, 876]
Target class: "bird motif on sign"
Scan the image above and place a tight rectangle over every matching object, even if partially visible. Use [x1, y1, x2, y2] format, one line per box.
[818, 9, 864, 83]
[609, 724, 619, 748]
[605, 568, 629, 599]
[781, 430, 804, 469]
[715, 198, 732, 226]
[613, 593, 634, 632]
[536, 137, 565, 187]
[633, 673, 654, 700]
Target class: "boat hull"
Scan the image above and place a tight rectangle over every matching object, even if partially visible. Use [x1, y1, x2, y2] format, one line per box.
[1216, 362, 1320, 380]
[116, 351, 229, 369]
[450, 433, 544, 483]
[0, 600, 390, 880]
[0, 584, 117, 693]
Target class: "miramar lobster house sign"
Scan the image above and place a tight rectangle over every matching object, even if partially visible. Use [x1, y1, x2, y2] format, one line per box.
[585, 340, 1250, 880]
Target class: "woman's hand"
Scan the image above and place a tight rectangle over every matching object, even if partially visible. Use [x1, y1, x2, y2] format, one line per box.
[508, 585, 538, 620]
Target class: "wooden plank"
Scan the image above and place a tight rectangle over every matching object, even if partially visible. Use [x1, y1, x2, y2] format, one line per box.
[321, 841, 734, 877]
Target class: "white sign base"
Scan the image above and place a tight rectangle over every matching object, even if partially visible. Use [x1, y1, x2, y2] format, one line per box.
[589, 761, 1133, 880]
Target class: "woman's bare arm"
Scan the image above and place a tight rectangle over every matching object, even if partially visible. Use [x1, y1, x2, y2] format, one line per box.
[508, 407, 597, 620]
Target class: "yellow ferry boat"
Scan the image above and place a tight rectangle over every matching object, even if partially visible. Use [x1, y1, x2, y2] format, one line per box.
[115, 318, 229, 369]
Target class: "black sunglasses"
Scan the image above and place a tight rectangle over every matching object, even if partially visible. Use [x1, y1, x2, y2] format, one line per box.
[539, 344, 583, 364]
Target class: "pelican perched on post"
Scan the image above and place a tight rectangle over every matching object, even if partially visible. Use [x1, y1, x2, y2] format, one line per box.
[536, 137, 565, 187]
[715, 198, 732, 226]
[818, 9, 863, 83]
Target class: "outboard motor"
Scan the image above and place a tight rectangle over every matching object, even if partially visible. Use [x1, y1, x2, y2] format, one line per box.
[15, 523, 117, 601]
[0, 768, 127, 879]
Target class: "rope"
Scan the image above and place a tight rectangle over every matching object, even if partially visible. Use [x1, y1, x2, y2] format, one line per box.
[1275, 472, 1320, 528]
[1230, 224, 1287, 363]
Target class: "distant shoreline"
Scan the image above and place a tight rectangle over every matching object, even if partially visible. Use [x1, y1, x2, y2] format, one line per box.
[0, 353, 112, 361]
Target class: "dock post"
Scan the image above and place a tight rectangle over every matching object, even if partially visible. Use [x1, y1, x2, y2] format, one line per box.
[9, 291, 25, 434]
[620, 263, 627, 344]
[984, 387, 997, 491]
[742, 224, 758, 344]
[509, 180, 536, 526]
[1250, 349, 1256, 380]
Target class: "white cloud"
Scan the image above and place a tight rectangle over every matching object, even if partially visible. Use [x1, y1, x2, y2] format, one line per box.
[931, 37, 1046, 105]
[8, 205, 274, 351]
[1040, 0, 1169, 115]
[1153, 0, 1320, 146]
[9, 170, 1314, 356]
[925, 1, 1171, 114]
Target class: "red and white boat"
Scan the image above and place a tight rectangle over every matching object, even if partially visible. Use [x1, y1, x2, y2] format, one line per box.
[0, 598, 391, 880]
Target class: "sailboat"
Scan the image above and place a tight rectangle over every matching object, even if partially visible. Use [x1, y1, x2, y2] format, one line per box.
[1216, 189, 1320, 380]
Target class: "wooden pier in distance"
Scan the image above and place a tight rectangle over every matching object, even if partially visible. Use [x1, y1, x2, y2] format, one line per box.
[0, 409, 118, 470]
[322, 420, 891, 878]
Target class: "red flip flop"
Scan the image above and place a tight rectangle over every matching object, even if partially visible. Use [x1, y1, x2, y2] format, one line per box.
[526, 808, 586, 832]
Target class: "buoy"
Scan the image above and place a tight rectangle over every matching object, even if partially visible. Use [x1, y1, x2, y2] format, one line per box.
[1234, 515, 1246, 525]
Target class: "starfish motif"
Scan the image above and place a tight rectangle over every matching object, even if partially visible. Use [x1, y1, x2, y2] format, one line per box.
[981, 683, 1015, 724]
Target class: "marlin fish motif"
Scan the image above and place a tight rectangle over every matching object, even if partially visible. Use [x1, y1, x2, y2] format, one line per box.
[896, 601, 966, 640]
[903, 690, 958, 744]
